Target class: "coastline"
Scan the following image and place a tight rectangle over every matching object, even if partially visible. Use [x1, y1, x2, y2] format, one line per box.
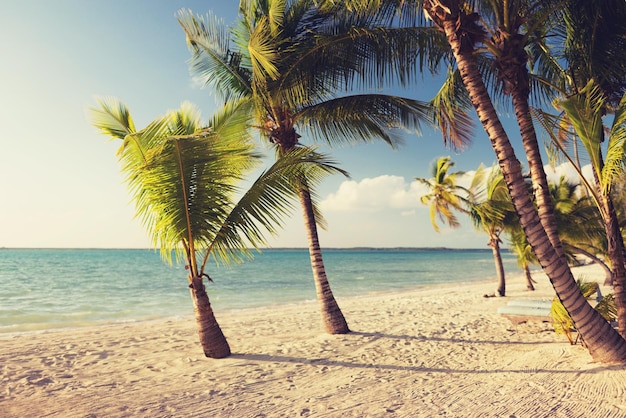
[2, 264, 626, 417]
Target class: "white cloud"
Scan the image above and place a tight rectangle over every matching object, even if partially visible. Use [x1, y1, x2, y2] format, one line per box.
[320, 172, 478, 213]
[544, 162, 595, 188]
[264, 174, 489, 248]
[321, 175, 425, 212]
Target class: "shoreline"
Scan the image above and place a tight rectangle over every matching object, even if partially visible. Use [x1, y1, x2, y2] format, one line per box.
[3, 264, 626, 417]
[0, 278, 488, 338]
[0, 275, 504, 337]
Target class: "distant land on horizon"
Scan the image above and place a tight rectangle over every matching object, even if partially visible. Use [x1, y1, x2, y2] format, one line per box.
[1, 246, 498, 252]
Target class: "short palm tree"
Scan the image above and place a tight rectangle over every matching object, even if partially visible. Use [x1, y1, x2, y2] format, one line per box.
[417, 158, 515, 296]
[416, 156, 470, 232]
[90, 98, 343, 358]
[556, 83, 626, 333]
[507, 228, 537, 291]
[177, 0, 471, 334]
[469, 166, 517, 297]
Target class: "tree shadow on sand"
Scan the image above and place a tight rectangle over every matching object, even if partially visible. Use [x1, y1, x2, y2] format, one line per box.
[349, 330, 560, 346]
[229, 330, 617, 375]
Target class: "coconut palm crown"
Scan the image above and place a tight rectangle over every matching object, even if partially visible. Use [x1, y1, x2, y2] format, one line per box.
[177, 0, 473, 334]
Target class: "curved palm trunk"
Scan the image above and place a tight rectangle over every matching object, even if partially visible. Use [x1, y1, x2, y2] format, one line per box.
[510, 90, 565, 261]
[488, 235, 506, 296]
[425, 0, 626, 362]
[189, 275, 231, 358]
[299, 188, 350, 334]
[597, 187, 626, 337]
[589, 158, 626, 335]
[523, 264, 536, 291]
[566, 244, 614, 285]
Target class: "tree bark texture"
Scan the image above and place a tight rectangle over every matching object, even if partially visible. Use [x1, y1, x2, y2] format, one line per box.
[510, 90, 566, 261]
[524, 265, 535, 291]
[299, 188, 350, 334]
[189, 275, 231, 358]
[597, 190, 626, 338]
[489, 236, 506, 296]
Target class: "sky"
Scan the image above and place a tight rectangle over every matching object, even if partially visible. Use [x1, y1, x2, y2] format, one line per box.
[0, 0, 572, 249]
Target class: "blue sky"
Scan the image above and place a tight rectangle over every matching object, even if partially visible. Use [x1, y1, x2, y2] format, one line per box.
[0, 1, 567, 249]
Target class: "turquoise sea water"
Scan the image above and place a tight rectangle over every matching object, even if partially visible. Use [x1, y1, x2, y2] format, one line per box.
[0, 248, 518, 333]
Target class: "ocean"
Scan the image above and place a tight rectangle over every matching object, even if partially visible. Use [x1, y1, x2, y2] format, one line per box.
[0, 248, 518, 334]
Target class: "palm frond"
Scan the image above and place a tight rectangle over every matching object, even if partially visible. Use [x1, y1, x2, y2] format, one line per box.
[281, 25, 449, 106]
[205, 145, 347, 267]
[296, 94, 434, 148]
[117, 103, 260, 266]
[88, 96, 136, 140]
[248, 15, 280, 81]
[602, 93, 626, 192]
[429, 66, 474, 150]
[267, 0, 287, 34]
[558, 80, 605, 181]
[210, 96, 254, 144]
[177, 9, 252, 102]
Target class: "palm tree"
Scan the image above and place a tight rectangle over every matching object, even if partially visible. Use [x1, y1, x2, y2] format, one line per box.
[177, 0, 471, 334]
[89, 97, 344, 358]
[417, 158, 515, 296]
[421, 0, 626, 362]
[335, 0, 626, 360]
[416, 156, 470, 232]
[508, 228, 537, 291]
[557, 82, 626, 335]
[530, 0, 626, 333]
[469, 166, 517, 296]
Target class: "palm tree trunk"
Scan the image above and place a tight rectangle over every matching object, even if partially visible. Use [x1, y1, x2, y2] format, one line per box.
[597, 189, 626, 338]
[299, 188, 350, 334]
[565, 244, 613, 285]
[425, 0, 626, 362]
[524, 265, 536, 291]
[511, 89, 565, 260]
[489, 236, 506, 296]
[189, 275, 231, 358]
[589, 154, 626, 336]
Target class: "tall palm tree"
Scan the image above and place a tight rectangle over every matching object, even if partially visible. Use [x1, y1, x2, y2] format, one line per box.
[90, 98, 344, 358]
[529, 0, 626, 332]
[557, 82, 626, 335]
[334, 2, 565, 265]
[421, 0, 626, 362]
[177, 0, 471, 334]
[337, 0, 626, 359]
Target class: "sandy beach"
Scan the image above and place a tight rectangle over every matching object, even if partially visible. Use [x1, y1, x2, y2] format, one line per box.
[2, 264, 626, 418]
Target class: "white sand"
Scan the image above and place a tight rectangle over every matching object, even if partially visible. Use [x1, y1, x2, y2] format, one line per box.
[2, 264, 626, 417]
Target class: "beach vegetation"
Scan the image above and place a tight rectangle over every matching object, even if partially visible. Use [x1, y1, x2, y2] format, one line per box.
[541, 86, 626, 336]
[89, 97, 343, 358]
[529, 0, 626, 337]
[176, 0, 472, 334]
[336, 0, 626, 361]
[416, 0, 626, 362]
[417, 157, 517, 296]
[551, 279, 617, 345]
[468, 165, 518, 297]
